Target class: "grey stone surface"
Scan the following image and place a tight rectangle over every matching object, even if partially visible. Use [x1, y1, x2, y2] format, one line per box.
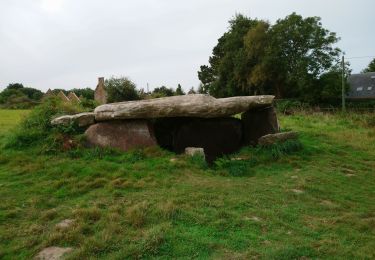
[185, 147, 205, 157]
[51, 112, 95, 127]
[94, 94, 274, 121]
[35, 247, 73, 260]
[242, 106, 279, 145]
[55, 219, 74, 229]
[258, 131, 298, 146]
[85, 120, 157, 151]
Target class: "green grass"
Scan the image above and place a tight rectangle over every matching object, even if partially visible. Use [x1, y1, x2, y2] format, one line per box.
[0, 109, 30, 136]
[0, 109, 374, 259]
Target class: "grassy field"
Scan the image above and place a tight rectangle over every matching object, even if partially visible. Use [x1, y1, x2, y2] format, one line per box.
[0, 109, 29, 136]
[0, 109, 374, 259]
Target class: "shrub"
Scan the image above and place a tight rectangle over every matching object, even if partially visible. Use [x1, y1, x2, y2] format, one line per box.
[3, 97, 84, 151]
[259, 139, 303, 159]
[105, 77, 140, 103]
[275, 99, 310, 114]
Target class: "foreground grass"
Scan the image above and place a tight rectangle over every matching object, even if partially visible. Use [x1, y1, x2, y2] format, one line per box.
[0, 110, 374, 259]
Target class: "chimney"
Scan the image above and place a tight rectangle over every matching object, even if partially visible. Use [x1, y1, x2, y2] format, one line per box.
[98, 77, 104, 85]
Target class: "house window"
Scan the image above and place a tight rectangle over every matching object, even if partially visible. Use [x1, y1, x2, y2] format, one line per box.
[368, 87, 373, 90]
[356, 87, 363, 91]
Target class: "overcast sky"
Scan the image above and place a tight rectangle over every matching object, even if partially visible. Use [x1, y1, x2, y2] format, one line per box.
[0, 0, 374, 92]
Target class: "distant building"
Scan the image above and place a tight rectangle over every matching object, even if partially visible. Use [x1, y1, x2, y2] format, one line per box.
[347, 72, 375, 99]
[43, 90, 81, 103]
[45, 88, 53, 96]
[67, 92, 81, 103]
[95, 77, 107, 104]
[57, 91, 70, 102]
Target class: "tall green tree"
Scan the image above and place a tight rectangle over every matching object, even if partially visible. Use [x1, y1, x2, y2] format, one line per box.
[198, 14, 259, 97]
[198, 13, 342, 102]
[362, 58, 375, 73]
[263, 13, 341, 101]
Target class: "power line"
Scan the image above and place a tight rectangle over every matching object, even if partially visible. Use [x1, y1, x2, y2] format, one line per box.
[346, 55, 375, 60]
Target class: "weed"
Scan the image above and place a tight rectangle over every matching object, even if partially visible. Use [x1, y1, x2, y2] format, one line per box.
[125, 201, 149, 228]
[157, 201, 180, 221]
[261, 139, 303, 159]
[74, 208, 101, 222]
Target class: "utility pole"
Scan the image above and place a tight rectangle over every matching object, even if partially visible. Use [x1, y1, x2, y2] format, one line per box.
[341, 55, 346, 112]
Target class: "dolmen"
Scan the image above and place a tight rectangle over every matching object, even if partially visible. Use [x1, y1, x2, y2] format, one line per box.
[52, 94, 279, 162]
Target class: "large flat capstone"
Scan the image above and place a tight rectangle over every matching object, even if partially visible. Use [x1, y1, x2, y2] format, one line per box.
[94, 94, 274, 121]
[51, 112, 95, 127]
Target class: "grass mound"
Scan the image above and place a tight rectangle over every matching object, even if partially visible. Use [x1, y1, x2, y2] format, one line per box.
[3, 98, 86, 152]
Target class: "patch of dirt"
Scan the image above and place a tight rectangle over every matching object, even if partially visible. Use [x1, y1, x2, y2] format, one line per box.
[320, 200, 338, 207]
[55, 219, 74, 229]
[342, 168, 355, 174]
[35, 247, 72, 260]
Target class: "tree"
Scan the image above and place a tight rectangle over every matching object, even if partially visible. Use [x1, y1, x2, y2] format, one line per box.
[198, 13, 342, 102]
[261, 13, 341, 101]
[0, 83, 43, 106]
[197, 83, 208, 94]
[71, 88, 95, 100]
[362, 58, 375, 73]
[175, 84, 185, 95]
[198, 14, 259, 97]
[6, 83, 24, 90]
[105, 77, 140, 103]
[20, 87, 43, 101]
[152, 86, 175, 97]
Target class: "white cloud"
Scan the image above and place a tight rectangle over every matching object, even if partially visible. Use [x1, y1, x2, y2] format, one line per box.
[0, 0, 374, 92]
[40, 0, 64, 13]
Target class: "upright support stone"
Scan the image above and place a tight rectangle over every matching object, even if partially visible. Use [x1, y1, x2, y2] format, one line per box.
[85, 120, 157, 151]
[242, 106, 279, 145]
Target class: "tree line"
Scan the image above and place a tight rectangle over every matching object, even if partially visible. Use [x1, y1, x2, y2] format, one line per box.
[0, 78, 195, 108]
[197, 13, 362, 103]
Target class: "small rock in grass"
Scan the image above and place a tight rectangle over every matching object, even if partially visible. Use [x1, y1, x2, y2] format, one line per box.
[56, 219, 74, 229]
[320, 200, 337, 207]
[185, 147, 205, 158]
[291, 189, 304, 194]
[342, 168, 355, 174]
[290, 175, 298, 179]
[230, 156, 248, 161]
[258, 131, 298, 146]
[169, 158, 177, 163]
[251, 216, 261, 222]
[35, 247, 73, 260]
